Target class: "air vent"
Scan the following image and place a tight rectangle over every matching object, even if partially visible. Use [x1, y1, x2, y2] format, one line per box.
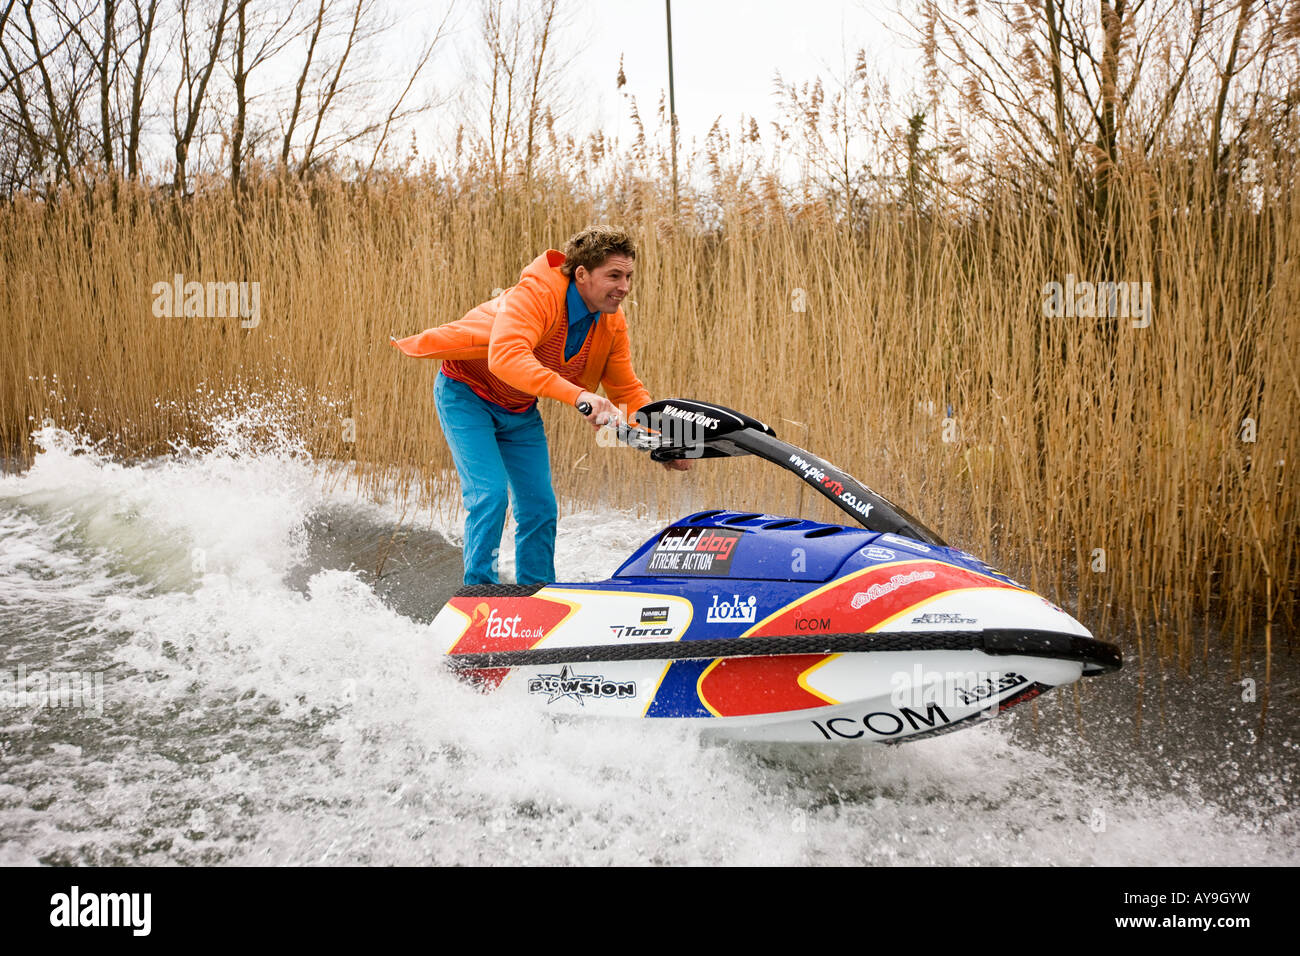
[690, 510, 726, 523]
[762, 519, 801, 529]
[803, 526, 844, 538]
[723, 513, 763, 525]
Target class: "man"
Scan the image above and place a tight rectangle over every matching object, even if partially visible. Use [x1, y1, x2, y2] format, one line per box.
[393, 225, 688, 586]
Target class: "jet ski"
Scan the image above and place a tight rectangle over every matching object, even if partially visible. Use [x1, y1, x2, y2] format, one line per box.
[432, 398, 1121, 743]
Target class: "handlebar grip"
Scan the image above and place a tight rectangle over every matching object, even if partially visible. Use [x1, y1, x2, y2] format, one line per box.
[577, 401, 592, 415]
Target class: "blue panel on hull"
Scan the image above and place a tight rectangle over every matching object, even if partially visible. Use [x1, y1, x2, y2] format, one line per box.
[645, 659, 715, 718]
[839, 531, 1030, 590]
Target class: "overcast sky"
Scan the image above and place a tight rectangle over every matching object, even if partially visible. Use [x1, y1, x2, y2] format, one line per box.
[410, 0, 920, 163]
[583, 0, 912, 148]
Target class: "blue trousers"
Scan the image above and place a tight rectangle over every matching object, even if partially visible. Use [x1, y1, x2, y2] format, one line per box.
[434, 372, 557, 585]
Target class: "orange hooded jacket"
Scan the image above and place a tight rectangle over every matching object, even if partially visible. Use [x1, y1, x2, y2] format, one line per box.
[391, 250, 651, 416]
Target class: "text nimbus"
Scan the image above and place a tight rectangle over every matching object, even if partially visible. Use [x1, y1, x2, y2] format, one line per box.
[889, 665, 1028, 709]
[0, 665, 104, 716]
[152, 273, 260, 328]
[1042, 274, 1151, 328]
[50, 886, 151, 936]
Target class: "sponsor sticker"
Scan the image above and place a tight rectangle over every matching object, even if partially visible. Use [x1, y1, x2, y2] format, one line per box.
[861, 546, 896, 561]
[910, 612, 977, 625]
[706, 593, 757, 623]
[478, 608, 545, 641]
[528, 666, 636, 705]
[889, 665, 1030, 709]
[795, 616, 831, 631]
[608, 623, 673, 639]
[880, 533, 931, 552]
[952, 672, 1028, 706]
[660, 404, 721, 430]
[646, 527, 742, 575]
[640, 606, 670, 624]
[973, 561, 1026, 589]
[786, 453, 875, 518]
[810, 703, 952, 740]
[850, 569, 936, 609]
[448, 596, 572, 655]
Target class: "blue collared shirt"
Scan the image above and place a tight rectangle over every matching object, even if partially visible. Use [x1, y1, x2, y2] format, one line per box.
[564, 279, 599, 362]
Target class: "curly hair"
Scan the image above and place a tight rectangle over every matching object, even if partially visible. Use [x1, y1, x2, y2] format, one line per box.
[560, 225, 637, 277]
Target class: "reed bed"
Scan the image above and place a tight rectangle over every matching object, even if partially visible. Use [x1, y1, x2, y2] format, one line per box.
[1, 160, 1295, 669]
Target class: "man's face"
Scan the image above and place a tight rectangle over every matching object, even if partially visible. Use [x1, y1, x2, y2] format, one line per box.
[574, 255, 634, 314]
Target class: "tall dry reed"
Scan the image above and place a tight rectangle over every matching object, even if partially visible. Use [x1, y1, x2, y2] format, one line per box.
[1, 161, 1295, 669]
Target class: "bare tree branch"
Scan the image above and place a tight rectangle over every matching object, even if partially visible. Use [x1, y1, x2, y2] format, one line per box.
[172, 0, 231, 193]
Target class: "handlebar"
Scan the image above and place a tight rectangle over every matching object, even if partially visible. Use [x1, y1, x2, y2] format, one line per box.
[575, 400, 666, 453]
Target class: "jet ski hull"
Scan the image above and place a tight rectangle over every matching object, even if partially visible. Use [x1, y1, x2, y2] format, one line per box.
[432, 512, 1120, 744]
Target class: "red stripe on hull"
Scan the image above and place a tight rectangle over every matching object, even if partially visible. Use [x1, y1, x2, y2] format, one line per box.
[698, 654, 832, 717]
[749, 561, 1019, 636]
[446, 596, 572, 655]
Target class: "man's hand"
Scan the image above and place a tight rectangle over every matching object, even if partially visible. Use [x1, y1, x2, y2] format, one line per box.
[660, 458, 692, 471]
[576, 391, 621, 428]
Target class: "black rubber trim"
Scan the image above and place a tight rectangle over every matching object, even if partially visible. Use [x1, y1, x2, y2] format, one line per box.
[453, 583, 546, 598]
[446, 628, 1123, 673]
[981, 629, 1122, 672]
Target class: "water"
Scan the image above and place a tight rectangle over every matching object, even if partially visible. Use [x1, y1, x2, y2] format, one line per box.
[1, 413, 1296, 865]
